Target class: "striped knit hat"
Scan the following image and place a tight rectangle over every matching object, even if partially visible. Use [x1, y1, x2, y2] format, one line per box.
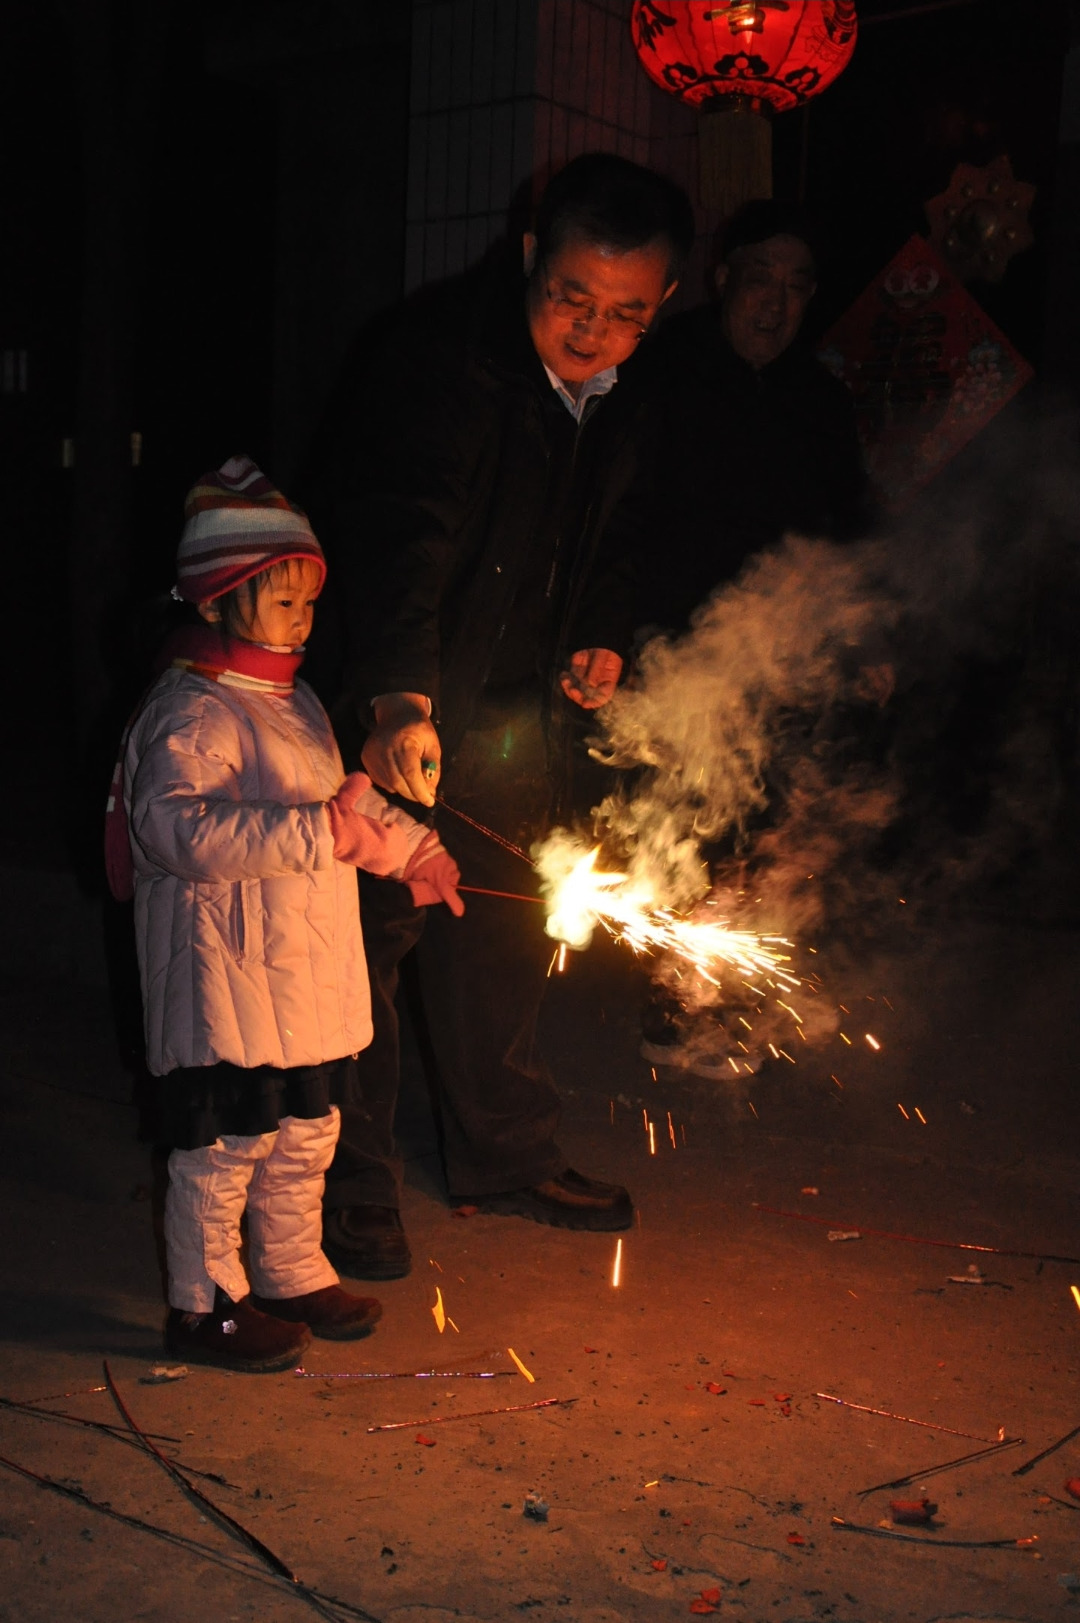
[174, 455, 326, 604]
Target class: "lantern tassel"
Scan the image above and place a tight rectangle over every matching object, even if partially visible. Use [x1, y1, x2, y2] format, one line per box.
[698, 98, 773, 215]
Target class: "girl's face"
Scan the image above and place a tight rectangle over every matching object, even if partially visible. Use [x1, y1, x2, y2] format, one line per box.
[203, 557, 323, 649]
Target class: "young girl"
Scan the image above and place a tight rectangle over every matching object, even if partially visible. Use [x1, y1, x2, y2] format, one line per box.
[109, 456, 462, 1372]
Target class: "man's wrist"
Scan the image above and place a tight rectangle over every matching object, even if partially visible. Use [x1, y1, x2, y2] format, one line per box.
[371, 691, 433, 726]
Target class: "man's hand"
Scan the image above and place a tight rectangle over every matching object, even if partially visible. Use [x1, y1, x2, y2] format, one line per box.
[560, 648, 623, 710]
[361, 692, 441, 807]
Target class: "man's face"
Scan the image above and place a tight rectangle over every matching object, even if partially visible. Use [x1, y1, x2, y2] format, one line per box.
[717, 234, 816, 370]
[525, 232, 676, 389]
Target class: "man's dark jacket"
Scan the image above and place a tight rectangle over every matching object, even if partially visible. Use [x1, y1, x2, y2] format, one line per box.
[610, 302, 869, 632]
[306, 247, 651, 761]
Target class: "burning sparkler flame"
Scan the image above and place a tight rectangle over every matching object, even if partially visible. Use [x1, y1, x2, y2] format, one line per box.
[540, 844, 799, 992]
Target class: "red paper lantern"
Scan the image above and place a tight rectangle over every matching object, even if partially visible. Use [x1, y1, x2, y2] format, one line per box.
[631, 1, 857, 211]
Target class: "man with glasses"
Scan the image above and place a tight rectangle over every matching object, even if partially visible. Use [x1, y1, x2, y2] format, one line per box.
[312, 154, 694, 1278]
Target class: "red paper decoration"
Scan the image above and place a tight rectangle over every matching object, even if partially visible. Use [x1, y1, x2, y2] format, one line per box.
[631, 1, 857, 114]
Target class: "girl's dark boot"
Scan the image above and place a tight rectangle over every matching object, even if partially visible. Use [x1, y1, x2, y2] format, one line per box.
[165, 1287, 310, 1372]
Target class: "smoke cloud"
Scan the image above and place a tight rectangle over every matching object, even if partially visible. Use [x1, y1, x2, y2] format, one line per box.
[536, 410, 1079, 1076]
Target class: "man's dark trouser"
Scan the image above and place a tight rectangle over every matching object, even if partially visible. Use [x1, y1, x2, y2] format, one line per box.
[326, 702, 567, 1209]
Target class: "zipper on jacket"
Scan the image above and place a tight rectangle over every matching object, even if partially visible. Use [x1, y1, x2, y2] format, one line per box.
[545, 415, 589, 601]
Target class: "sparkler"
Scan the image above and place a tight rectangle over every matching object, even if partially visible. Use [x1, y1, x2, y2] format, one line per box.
[367, 1396, 576, 1433]
[293, 1368, 512, 1381]
[540, 844, 799, 992]
[816, 1392, 1006, 1444]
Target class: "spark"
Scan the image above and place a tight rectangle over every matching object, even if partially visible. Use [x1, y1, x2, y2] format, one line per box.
[738, 1017, 753, 1031]
[768, 1043, 779, 1059]
[840, 1033, 852, 1045]
[777, 1000, 803, 1023]
[865, 1034, 881, 1051]
[556, 942, 569, 974]
[883, 997, 895, 1010]
[651, 1066, 657, 1081]
[748, 1101, 758, 1119]
[777, 1049, 795, 1064]
[609, 1099, 615, 1125]
[667, 1111, 677, 1149]
[612, 1238, 623, 1288]
[507, 1347, 535, 1383]
[897, 1103, 910, 1120]
[831, 1075, 844, 1089]
[545, 948, 558, 978]
[1070, 1285, 1080, 1314]
[541, 845, 799, 989]
[728, 1057, 740, 1074]
[432, 1287, 447, 1333]
[429, 1258, 443, 1273]
[648, 1120, 657, 1155]
[914, 1108, 927, 1125]
[642, 1108, 648, 1132]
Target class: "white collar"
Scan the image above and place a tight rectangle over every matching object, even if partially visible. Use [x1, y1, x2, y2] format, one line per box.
[543, 362, 619, 422]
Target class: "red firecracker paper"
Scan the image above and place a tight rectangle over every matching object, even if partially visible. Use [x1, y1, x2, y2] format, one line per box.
[651, 1558, 668, 1571]
[889, 1498, 936, 1524]
[690, 1587, 722, 1613]
[414, 1433, 437, 1446]
[819, 235, 1032, 508]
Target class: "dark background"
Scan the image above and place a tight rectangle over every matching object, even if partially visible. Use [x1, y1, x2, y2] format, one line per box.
[2, 0, 1077, 881]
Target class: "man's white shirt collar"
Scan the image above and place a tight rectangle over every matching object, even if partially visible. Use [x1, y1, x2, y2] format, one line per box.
[543, 363, 618, 422]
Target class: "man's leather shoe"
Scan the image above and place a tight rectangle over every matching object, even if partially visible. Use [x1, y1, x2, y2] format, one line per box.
[322, 1205, 412, 1279]
[459, 1168, 633, 1231]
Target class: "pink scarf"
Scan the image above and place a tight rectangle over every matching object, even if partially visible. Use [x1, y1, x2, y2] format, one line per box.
[104, 626, 305, 902]
[155, 624, 303, 691]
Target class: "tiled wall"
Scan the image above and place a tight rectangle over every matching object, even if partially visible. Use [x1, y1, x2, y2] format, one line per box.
[405, 0, 703, 291]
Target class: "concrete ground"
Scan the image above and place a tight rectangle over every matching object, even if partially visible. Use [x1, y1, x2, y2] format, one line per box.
[2, 904, 1080, 1623]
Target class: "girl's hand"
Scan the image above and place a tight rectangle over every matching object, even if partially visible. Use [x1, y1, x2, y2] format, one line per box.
[328, 773, 410, 873]
[401, 829, 464, 916]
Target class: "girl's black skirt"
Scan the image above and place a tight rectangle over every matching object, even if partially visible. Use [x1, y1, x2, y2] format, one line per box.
[156, 1056, 354, 1150]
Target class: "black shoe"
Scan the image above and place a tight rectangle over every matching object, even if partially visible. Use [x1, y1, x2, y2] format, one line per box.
[322, 1205, 412, 1280]
[458, 1168, 633, 1232]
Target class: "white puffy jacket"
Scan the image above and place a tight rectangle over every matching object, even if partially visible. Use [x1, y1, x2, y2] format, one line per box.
[125, 669, 371, 1076]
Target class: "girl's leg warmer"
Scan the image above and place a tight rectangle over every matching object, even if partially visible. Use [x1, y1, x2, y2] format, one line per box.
[164, 1132, 278, 1312]
[246, 1107, 341, 1300]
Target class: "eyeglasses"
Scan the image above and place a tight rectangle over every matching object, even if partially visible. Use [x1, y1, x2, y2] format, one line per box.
[541, 267, 649, 342]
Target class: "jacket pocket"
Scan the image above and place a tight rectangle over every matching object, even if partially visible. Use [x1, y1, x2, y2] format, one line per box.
[228, 884, 246, 966]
